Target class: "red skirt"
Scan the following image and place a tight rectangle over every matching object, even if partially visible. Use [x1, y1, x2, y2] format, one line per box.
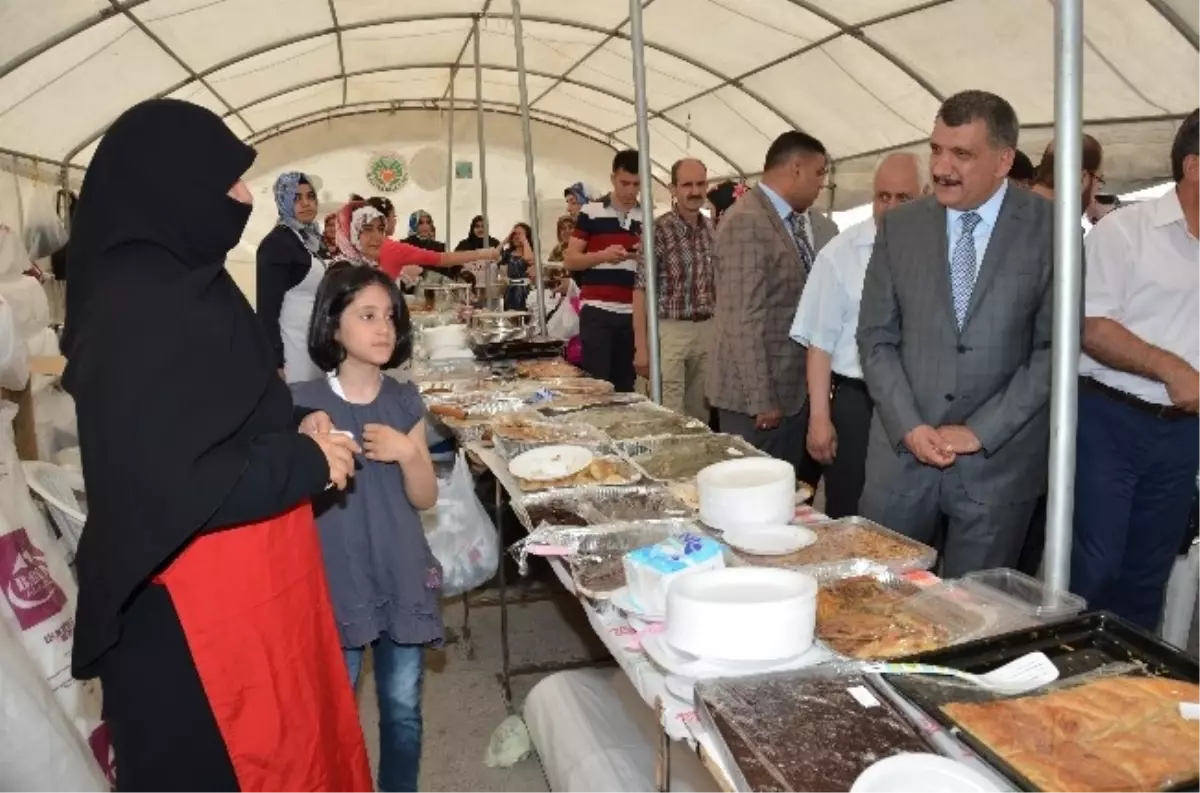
[156, 502, 371, 791]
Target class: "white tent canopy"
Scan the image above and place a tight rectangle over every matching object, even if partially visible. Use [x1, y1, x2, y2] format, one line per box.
[0, 0, 1196, 209]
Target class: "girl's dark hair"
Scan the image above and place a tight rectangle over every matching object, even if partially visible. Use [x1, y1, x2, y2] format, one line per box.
[307, 264, 412, 372]
[509, 222, 533, 243]
[367, 196, 395, 217]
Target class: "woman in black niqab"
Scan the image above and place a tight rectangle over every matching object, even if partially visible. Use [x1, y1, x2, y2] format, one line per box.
[63, 99, 371, 792]
[454, 214, 500, 251]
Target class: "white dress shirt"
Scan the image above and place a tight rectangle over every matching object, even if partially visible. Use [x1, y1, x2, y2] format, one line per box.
[790, 218, 876, 379]
[1079, 188, 1199, 405]
[946, 180, 1008, 275]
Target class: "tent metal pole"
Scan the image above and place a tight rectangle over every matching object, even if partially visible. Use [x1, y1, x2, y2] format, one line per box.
[629, 0, 662, 403]
[1044, 0, 1083, 594]
[510, 0, 547, 335]
[473, 18, 490, 246]
[445, 73, 456, 247]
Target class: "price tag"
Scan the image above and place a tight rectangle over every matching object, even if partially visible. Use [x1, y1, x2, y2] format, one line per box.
[847, 685, 880, 709]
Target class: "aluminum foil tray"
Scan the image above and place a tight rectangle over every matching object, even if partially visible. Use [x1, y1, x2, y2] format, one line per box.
[509, 518, 702, 580]
[619, 433, 766, 482]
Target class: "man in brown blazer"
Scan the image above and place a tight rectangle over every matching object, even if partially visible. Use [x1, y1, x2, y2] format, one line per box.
[706, 131, 838, 472]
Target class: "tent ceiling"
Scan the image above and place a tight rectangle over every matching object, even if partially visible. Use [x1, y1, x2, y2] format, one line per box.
[0, 0, 1195, 207]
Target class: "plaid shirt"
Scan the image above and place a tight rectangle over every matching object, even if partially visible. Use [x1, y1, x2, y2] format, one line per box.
[635, 208, 715, 320]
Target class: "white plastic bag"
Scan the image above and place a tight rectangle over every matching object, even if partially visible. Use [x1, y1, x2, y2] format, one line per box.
[0, 296, 29, 392]
[22, 184, 69, 261]
[0, 403, 111, 784]
[425, 450, 498, 597]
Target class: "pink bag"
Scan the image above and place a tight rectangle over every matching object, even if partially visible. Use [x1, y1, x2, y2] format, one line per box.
[564, 295, 583, 364]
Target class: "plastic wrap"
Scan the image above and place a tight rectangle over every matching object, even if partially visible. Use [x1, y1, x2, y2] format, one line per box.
[621, 434, 766, 482]
[510, 491, 597, 533]
[509, 518, 702, 578]
[737, 516, 936, 573]
[915, 580, 1040, 642]
[694, 666, 929, 792]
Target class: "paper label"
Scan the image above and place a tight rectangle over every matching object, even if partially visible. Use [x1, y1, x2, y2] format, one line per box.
[979, 651, 1058, 688]
[1180, 702, 1199, 720]
[847, 685, 880, 708]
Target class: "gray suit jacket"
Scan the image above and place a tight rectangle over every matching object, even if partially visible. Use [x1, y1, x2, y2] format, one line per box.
[856, 188, 1055, 504]
[706, 186, 837, 417]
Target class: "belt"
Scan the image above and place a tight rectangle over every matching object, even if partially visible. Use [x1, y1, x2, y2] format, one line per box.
[1081, 376, 1195, 421]
[832, 372, 868, 392]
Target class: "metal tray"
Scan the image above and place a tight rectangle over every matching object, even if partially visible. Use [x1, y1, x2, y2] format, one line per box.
[471, 337, 565, 361]
[883, 611, 1200, 792]
[510, 491, 598, 533]
[537, 393, 649, 416]
[786, 516, 937, 573]
[490, 419, 612, 460]
[619, 433, 767, 482]
[573, 484, 695, 523]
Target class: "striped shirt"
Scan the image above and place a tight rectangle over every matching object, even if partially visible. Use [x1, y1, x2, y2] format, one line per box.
[572, 197, 643, 314]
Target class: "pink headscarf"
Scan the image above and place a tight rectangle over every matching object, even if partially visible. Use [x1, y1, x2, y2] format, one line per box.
[334, 200, 384, 262]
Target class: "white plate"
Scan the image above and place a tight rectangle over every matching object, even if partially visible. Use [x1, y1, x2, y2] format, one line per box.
[508, 445, 594, 481]
[608, 586, 665, 622]
[720, 524, 817, 556]
[851, 754, 1001, 793]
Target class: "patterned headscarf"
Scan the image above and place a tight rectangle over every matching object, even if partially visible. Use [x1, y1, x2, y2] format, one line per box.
[565, 182, 591, 207]
[272, 171, 322, 254]
[408, 209, 435, 239]
[334, 201, 384, 263]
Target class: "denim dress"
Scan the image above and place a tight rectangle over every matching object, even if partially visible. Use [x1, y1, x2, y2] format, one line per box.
[290, 375, 444, 649]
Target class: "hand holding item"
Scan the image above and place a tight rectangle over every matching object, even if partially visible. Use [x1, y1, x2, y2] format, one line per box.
[903, 424, 956, 468]
[362, 423, 421, 464]
[298, 410, 334, 437]
[398, 265, 423, 287]
[633, 346, 650, 378]
[806, 415, 837, 464]
[312, 432, 360, 490]
[755, 408, 783, 431]
[602, 244, 628, 263]
[936, 424, 982, 455]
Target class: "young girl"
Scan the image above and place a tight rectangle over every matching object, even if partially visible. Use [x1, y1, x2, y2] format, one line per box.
[292, 265, 440, 793]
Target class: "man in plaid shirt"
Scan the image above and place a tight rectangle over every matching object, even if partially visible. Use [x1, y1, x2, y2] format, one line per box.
[633, 158, 715, 419]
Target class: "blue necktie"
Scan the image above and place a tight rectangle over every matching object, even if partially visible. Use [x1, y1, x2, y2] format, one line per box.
[950, 212, 981, 328]
[787, 211, 814, 274]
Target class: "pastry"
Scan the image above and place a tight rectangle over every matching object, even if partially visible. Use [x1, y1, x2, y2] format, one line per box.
[943, 676, 1200, 791]
[815, 576, 946, 659]
[517, 456, 641, 491]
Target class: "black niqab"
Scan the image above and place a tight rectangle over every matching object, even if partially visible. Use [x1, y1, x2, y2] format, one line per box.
[62, 99, 275, 674]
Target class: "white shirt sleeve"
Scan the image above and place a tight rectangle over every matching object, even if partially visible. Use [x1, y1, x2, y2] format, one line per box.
[1082, 213, 1131, 321]
[790, 242, 845, 355]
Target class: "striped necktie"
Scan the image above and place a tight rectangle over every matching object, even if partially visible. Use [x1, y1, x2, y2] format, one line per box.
[787, 211, 814, 274]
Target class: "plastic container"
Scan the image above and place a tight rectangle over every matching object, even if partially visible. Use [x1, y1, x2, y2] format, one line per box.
[961, 567, 1087, 622]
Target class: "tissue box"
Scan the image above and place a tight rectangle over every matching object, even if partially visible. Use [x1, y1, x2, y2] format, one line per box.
[623, 533, 724, 614]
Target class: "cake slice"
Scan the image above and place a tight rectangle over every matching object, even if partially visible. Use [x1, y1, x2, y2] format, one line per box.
[623, 533, 724, 614]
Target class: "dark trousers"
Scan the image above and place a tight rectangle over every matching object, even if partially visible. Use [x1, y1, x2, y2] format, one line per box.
[1017, 495, 1047, 576]
[718, 409, 808, 476]
[812, 376, 874, 519]
[1071, 386, 1199, 630]
[579, 305, 635, 392]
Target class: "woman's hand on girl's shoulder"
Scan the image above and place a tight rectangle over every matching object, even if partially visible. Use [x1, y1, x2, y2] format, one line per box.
[362, 422, 420, 464]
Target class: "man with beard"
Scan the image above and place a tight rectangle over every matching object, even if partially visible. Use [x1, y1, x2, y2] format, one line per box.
[857, 90, 1055, 578]
[633, 158, 715, 420]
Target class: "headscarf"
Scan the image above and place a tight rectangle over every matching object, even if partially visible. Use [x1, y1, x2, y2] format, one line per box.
[455, 214, 500, 251]
[408, 209, 435, 239]
[272, 171, 322, 254]
[333, 201, 383, 262]
[565, 182, 591, 208]
[61, 99, 273, 675]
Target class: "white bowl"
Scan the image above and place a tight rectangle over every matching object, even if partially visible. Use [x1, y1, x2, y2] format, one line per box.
[697, 458, 795, 529]
[851, 754, 1001, 793]
[665, 567, 817, 662]
[422, 323, 468, 352]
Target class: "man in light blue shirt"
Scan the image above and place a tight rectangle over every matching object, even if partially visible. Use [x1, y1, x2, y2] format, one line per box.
[790, 153, 923, 517]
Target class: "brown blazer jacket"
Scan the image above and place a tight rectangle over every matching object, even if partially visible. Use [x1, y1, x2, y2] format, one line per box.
[705, 185, 838, 417]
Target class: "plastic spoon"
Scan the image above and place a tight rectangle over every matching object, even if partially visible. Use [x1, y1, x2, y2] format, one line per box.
[862, 651, 1059, 695]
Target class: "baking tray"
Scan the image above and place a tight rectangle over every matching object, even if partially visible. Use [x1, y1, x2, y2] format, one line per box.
[619, 433, 767, 482]
[510, 490, 598, 533]
[490, 418, 612, 460]
[727, 516, 936, 573]
[470, 337, 565, 360]
[882, 611, 1200, 792]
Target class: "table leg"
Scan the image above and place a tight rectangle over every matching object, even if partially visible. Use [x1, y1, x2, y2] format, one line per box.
[497, 475, 513, 707]
[655, 699, 671, 792]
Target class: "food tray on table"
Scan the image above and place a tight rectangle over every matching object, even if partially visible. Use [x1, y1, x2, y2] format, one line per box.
[619, 433, 766, 482]
[429, 399, 535, 445]
[510, 490, 597, 532]
[514, 356, 580, 377]
[512, 454, 645, 493]
[471, 338, 566, 361]
[694, 666, 930, 792]
[528, 377, 614, 396]
[489, 416, 612, 460]
[541, 400, 675, 430]
[883, 611, 1200, 792]
[734, 515, 936, 573]
[576, 484, 694, 523]
[810, 561, 983, 660]
[537, 392, 648, 415]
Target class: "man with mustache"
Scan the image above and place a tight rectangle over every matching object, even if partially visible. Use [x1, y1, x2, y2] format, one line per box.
[856, 90, 1055, 578]
[633, 158, 715, 420]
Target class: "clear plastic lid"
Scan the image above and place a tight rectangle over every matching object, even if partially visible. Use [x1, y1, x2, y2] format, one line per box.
[960, 567, 1087, 621]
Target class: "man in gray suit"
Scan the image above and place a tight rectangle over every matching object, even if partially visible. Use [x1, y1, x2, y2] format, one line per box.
[707, 131, 838, 473]
[856, 90, 1054, 578]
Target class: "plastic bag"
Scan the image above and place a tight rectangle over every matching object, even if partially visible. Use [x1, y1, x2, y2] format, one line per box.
[22, 184, 69, 260]
[0, 296, 29, 391]
[425, 450, 498, 597]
